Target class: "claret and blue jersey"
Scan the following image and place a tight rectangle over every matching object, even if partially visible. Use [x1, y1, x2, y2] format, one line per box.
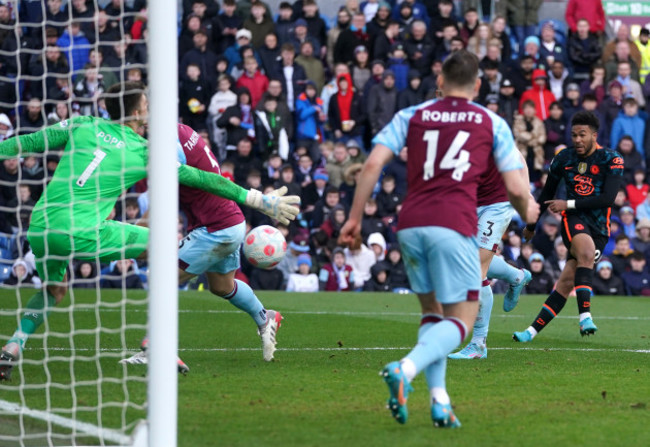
[372, 96, 523, 237]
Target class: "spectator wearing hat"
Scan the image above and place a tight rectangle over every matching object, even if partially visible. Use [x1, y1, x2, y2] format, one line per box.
[361, 59, 385, 100]
[531, 215, 561, 259]
[301, 167, 329, 212]
[395, 2, 415, 34]
[522, 35, 541, 65]
[514, 99, 546, 179]
[365, 1, 389, 36]
[560, 81, 583, 119]
[363, 261, 392, 292]
[610, 233, 635, 276]
[3, 258, 41, 288]
[568, 19, 603, 80]
[635, 28, 650, 84]
[367, 69, 398, 135]
[278, 232, 312, 283]
[526, 252, 554, 295]
[622, 251, 650, 295]
[397, 69, 425, 109]
[387, 43, 409, 91]
[286, 254, 319, 292]
[0, 113, 14, 143]
[391, 0, 429, 25]
[223, 28, 253, 71]
[519, 69, 556, 121]
[327, 8, 352, 67]
[404, 20, 435, 75]
[335, 12, 370, 64]
[498, 77, 519, 128]
[346, 139, 367, 164]
[319, 247, 355, 291]
[592, 259, 625, 296]
[373, 19, 400, 63]
[627, 169, 649, 212]
[632, 218, 650, 254]
[349, 45, 371, 93]
[295, 40, 325, 93]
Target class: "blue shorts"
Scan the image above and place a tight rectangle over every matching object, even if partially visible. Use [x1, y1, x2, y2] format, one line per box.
[397, 226, 481, 303]
[178, 222, 245, 275]
[477, 201, 513, 252]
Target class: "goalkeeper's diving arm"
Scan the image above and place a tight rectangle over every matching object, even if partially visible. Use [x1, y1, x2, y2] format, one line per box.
[176, 164, 301, 225]
[0, 121, 74, 158]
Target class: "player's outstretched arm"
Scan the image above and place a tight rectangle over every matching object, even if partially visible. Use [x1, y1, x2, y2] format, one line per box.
[502, 169, 540, 225]
[177, 164, 300, 225]
[0, 118, 85, 158]
[339, 144, 394, 248]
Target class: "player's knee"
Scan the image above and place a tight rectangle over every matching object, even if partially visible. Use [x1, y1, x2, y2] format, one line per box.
[575, 249, 595, 265]
[47, 286, 67, 303]
[210, 283, 233, 298]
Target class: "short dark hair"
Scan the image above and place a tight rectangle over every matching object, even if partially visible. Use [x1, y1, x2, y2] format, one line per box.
[571, 111, 599, 132]
[623, 97, 638, 107]
[441, 50, 478, 89]
[582, 93, 597, 103]
[630, 251, 646, 261]
[104, 81, 145, 121]
[482, 59, 499, 71]
[615, 233, 629, 243]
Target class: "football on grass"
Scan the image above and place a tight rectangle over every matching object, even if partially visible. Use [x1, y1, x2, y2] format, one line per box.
[243, 225, 287, 269]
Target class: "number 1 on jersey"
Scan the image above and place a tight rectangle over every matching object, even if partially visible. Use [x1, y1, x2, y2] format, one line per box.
[422, 130, 471, 182]
[77, 149, 107, 187]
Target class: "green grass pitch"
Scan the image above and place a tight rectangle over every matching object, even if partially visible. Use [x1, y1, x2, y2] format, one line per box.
[0, 289, 649, 446]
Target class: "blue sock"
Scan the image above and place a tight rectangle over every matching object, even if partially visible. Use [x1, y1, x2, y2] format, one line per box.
[222, 279, 267, 327]
[471, 281, 493, 345]
[487, 255, 523, 284]
[418, 315, 447, 395]
[406, 317, 466, 375]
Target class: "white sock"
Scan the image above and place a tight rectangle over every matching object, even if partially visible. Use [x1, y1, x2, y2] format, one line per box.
[526, 326, 538, 337]
[431, 387, 450, 405]
[515, 269, 525, 283]
[579, 312, 592, 322]
[400, 358, 417, 382]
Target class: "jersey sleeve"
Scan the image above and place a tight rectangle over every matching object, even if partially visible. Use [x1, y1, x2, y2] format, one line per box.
[607, 151, 625, 178]
[491, 113, 523, 172]
[371, 105, 421, 155]
[176, 139, 187, 165]
[0, 116, 93, 158]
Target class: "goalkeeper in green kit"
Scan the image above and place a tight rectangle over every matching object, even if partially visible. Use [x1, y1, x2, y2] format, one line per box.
[0, 82, 299, 380]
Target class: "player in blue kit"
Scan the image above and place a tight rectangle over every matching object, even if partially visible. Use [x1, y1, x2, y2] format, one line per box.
[340, 51, 539, 428]
[514, 111, 624, 342]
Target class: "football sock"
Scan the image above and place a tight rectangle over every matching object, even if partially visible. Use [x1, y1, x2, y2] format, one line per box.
[6, 290, 57, 352]
[487, 255, 523, 284]
[471, 279, 492, 345]
[221, 279, 267, 327]
[531, 290, 566, 333]
[574, 267, 593, 317]
[400, 314, 443, 382]
[405, 317, 466, 377]
[415, 314, 448, 397]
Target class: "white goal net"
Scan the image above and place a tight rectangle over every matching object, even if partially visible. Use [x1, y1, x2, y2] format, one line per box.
[0, 1, 178, 445]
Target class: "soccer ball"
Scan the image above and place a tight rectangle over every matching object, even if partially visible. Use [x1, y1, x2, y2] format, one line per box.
[243, 225, 287, 269]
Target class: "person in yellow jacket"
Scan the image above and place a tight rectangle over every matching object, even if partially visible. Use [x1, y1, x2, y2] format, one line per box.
[634, 28, 650, 84]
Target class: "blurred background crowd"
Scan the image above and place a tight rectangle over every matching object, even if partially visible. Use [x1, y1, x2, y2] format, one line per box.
[1, 0, 650, 295]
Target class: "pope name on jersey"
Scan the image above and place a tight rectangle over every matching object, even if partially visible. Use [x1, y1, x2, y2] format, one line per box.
[546, 146, 624, 237]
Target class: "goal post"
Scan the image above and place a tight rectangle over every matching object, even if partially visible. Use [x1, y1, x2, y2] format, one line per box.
[146, 0, 179, 446]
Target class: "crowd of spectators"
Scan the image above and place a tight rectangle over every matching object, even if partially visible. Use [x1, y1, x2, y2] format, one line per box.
[0, 0, 650, 295]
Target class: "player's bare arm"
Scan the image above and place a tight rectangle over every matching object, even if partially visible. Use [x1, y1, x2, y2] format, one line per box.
[501, 169, 540, 224]
[339, 144, 394, 248]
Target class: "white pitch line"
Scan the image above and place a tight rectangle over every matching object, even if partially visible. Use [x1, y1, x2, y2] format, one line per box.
[0, 399, 132, 445]
[37, 346, 650, 354]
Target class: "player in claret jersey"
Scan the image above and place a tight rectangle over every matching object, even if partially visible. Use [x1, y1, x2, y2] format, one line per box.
[340, 50, 539, 428]
[514, 111, 624, 342]
[0, 82, 298, 380]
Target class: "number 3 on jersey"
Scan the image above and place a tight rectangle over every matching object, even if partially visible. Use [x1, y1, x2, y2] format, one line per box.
[422, 130, 471, 182]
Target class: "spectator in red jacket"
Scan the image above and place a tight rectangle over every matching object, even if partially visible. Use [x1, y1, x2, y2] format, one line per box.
[519, 69, 556, 120]
[565, 0, 605, 35]
[235, 56, 269, 108]
[318, 247, 354, 291]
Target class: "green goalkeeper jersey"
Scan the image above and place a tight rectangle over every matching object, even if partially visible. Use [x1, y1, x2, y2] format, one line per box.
[0, 116, 148, 234]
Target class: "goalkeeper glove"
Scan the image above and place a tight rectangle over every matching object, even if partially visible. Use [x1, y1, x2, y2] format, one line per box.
[245, 186, 300, 225]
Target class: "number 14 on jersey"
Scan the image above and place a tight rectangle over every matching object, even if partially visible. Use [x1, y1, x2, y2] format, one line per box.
[423, 130, 471, 182]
